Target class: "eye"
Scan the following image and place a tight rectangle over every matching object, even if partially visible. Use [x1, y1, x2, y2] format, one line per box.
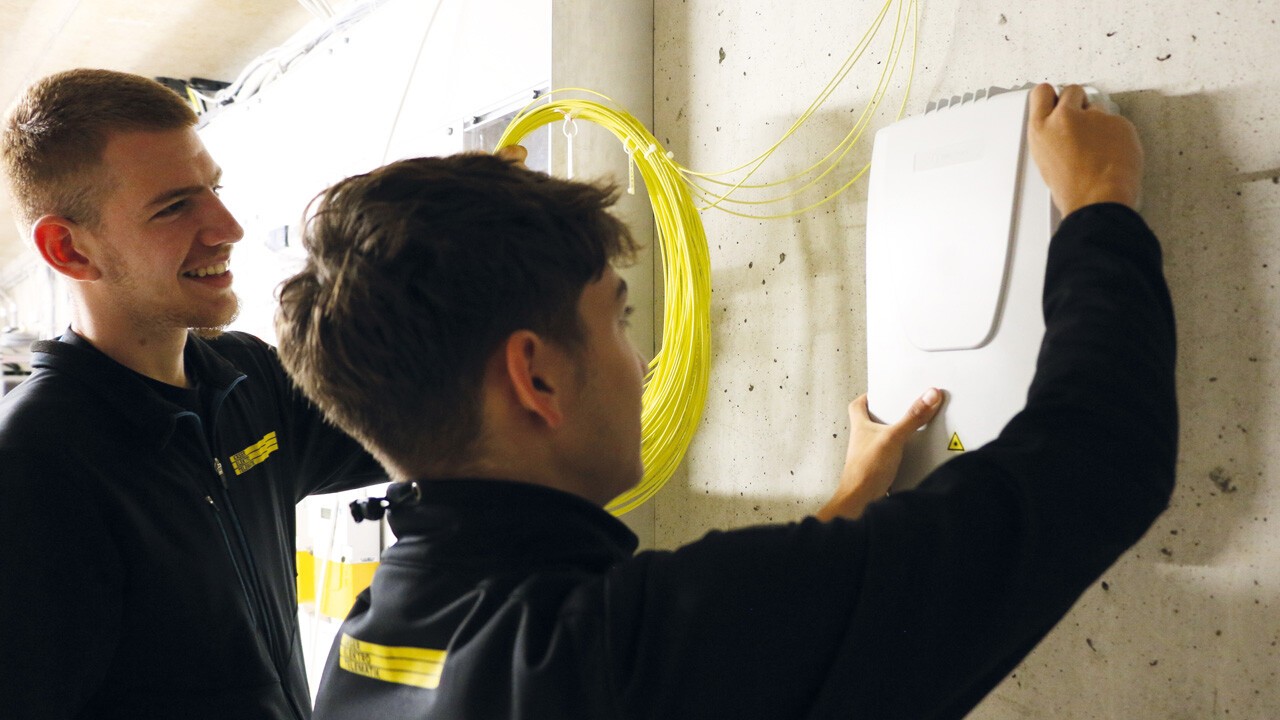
[621, 305, 635, 328]
[152, 199, 188, 219]
[212, 184, 224, 196]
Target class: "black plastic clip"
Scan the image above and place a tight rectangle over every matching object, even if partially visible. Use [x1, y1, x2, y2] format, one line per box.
[349, 496, 389, 523]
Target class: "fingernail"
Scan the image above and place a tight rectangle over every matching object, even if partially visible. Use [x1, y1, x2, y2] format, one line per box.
[921, 388, 940, 406]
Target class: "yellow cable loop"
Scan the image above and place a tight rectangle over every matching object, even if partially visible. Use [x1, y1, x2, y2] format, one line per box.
[690, 0, 918, 219]
[683, 0, 917, 215]
[676, 0, 901, 183]
[496, 104, 711, 516]
[493, 0, 918, 513]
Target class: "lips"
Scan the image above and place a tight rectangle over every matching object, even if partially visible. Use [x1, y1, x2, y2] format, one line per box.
[182, 261, 229, 278]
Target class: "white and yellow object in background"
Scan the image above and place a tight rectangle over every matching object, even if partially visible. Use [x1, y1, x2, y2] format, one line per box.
[296, 488, 389, 698]
[309, 490, 383, 619]
[295, 504, 316, 606]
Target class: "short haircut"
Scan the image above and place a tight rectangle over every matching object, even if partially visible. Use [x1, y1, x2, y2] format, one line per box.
[276, 154, 639, 477]
[1, 68, 197, 231]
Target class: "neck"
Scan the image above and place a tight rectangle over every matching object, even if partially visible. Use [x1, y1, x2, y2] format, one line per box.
[70, 313, 190, 387]
[409, 445, 600, 506]
[449, 448, 613, 507]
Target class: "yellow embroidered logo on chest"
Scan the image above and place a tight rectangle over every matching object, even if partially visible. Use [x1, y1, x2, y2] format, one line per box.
[230, 431, 279, 476]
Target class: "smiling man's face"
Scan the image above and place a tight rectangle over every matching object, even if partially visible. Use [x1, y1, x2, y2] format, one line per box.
[84, 126, 244, 334]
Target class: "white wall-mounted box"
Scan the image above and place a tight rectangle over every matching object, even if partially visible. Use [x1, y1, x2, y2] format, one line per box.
[866, 86, 1086, 488]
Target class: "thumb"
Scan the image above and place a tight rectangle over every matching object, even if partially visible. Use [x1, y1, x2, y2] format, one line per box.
[848, 394, 872, 423]
[889, 387, 943, 439]
[1028, 83, 1058, 127]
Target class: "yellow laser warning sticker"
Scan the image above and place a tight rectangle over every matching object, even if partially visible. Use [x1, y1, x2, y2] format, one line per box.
[230, 431, 279, 475]
[338, 634, 446, 689]
[948, 433, 965, 452]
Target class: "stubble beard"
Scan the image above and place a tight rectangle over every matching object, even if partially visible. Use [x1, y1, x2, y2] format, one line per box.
[97, 242, 240, 339]
[123, 287, 240, 340]
[188, 294, 241, 339]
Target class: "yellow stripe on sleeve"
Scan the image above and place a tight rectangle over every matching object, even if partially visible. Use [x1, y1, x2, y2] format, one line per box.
[338, 634, 447, 689]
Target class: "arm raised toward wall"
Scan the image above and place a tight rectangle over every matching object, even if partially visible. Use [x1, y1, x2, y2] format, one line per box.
[603, 87, 1175, 719]
[804, 88, 1176, 714]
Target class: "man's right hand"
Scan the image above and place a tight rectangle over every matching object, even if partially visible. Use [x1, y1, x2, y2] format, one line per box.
[1028, 83, 1144, 217]
[815, 389, 943, 521]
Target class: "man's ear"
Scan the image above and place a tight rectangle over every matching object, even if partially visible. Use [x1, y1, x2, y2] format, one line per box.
[503, 330, 573, 429]
[32, 215, 100, 281]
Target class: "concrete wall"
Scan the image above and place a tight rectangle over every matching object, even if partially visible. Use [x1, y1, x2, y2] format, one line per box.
[652, 0, 1279, 716]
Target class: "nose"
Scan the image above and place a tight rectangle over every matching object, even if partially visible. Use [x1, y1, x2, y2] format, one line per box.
[201, 191, 244, 246]
[634, 347, 650, 378]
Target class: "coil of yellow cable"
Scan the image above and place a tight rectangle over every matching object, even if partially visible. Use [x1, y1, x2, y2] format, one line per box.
[497, 100, 712, 516]
[493, 0, 917, 514]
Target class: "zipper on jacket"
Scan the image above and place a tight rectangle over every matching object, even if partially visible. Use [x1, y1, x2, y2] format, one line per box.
[196, 414, 297, 716]
[204, 446, 287, 668]
[205, 495, 259, 629]
[196, 374, 305, 720]
[207, 478, 303, 719]
[192, 413, 284, 669]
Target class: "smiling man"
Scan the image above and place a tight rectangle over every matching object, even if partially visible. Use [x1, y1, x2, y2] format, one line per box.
[0, 69, 386, 719]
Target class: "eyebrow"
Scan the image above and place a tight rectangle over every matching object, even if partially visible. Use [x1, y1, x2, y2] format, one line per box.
[145, 168, 223, 209]
[616, 278, 629, 302]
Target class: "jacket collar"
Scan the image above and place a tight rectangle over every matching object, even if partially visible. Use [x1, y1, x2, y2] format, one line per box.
[385, 479, 639, 570]
[30, 329, 247, 449]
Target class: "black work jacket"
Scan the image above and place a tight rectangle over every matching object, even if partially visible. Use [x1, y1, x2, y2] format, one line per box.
[312, 204, 1178, 719]
[0, 330, 385, 719]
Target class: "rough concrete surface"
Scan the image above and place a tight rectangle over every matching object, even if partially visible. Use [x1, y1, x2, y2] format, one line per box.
[653, 0, 1279, 716]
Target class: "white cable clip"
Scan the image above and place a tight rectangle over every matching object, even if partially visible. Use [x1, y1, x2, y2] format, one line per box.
[623, 139, 637, 195]
[559, 110, 579, 179]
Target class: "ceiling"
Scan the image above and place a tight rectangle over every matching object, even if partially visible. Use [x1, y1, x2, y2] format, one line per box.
[0, 0, 347, 270]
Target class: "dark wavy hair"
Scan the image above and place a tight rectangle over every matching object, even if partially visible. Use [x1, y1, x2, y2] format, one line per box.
[276, 153, 638, 477]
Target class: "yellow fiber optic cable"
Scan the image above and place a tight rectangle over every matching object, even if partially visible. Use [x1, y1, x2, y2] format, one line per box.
[679, 0, 907, 185]
[681, 0, 918, 215]
[681, 1, 917, 219]
[497, 102, 711, 516]
[494, 0, 917, 512]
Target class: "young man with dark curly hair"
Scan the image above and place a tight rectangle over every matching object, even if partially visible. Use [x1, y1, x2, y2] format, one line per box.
[277, 84, 1177, 719]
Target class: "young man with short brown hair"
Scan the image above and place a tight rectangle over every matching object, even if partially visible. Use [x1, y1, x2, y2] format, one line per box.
[0, 69, 386, 720]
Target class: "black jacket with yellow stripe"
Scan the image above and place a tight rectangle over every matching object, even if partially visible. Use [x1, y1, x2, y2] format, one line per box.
[0, 330, 385, 720]
[311, 204, 1178, 719]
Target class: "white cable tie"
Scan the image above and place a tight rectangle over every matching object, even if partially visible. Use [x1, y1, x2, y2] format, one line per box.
[644, 143, 658, 157]
[561, 112, 579, 139]
[562, 111, 577, 180]
[627, 147, 637, 195]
